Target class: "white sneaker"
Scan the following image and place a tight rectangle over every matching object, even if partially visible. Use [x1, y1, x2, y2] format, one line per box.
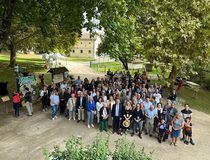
[68, 118, 71, 120]
[73, 118, 76, 121]
[55, 116, 58, 119]
[52, 118, 55, 120]
[88, 125, 90, 128]
[91, 124, 94, 128]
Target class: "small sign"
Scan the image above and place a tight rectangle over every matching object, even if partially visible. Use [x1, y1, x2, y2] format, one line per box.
[1, 96, 10, 102]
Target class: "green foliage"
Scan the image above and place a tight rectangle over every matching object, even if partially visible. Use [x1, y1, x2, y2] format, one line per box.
[45, 136, 152, 160]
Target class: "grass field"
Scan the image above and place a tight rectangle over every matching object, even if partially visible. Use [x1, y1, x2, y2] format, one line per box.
[179, 86, 210, 114]
[0, 54, 52, 95]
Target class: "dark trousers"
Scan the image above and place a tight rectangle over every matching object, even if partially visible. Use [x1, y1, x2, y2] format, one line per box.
[113, 117, 120, 133]
[100, 119, 108, 132]
[13, 103, 20, 117]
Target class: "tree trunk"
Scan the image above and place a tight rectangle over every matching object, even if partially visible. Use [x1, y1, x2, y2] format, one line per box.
[168, 65, 179, 91]
[0, 0, 17, 49]
[8, 41, 16, 67]
[119, 57, 128, 70]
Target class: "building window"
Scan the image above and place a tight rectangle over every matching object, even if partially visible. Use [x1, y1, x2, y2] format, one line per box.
[88, 50, 91, 54]
[72, 50, 75, 53]
[80, 50, 83, 53]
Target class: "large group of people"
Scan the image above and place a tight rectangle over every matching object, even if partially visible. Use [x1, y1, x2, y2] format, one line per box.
[12, 70, 195, 146]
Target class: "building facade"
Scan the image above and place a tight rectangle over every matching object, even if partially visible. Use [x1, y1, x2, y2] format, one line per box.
[69, 32, 97, 58]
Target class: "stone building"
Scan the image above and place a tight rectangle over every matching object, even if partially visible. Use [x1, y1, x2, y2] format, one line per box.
[69, 32, 97, 58]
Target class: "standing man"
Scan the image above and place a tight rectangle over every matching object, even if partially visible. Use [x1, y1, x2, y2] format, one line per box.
[76, 91, 86, 123]
[145, 105, 157, 136]
[111, 98, 122, 134]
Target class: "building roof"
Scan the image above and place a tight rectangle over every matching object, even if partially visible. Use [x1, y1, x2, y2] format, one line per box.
[81, 32, 97, 40]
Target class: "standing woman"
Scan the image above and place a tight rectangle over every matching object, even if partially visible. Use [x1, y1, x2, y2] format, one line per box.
[66, 93, 77, 120]
[40, 86, 49, 112]
[87, 96, 96, 128]
[122, 101, 133, 134]
[50, 90, 60, 120]
[24, 87, 33, 116]
[59, 88, 67, 115]
[171, 113, 185, 146]
[107, 96, 115, 126]
[12, 91, 21, 117]
[96, 97, 104, 124]
[99, 102, 109, 132]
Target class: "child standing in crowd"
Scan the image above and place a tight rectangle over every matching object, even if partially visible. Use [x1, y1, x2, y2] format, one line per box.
[12, 91, 21, 117]
[158, 119, 166, 143]
[184, 117, 193, 145]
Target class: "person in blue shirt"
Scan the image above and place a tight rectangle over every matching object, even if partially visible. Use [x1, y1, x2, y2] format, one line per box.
[145, 105, 157, 136]
[87, 96, 96, 128]
[143, 97, 153, 112]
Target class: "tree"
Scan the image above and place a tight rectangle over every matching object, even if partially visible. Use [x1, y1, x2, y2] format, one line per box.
[136, 0, 210, 90]
[5, 0, 87, 67]
[0, 0, 17, 49]
[85, 0, 141, 70]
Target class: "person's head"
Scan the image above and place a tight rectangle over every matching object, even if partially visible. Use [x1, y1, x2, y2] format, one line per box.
[137, 93, 141, 99]
[175, 113, 181, 119]
[80, 91, 83, 96]
[167, 99, 171, 105]
[146, 97, 150, 102]
[184, 104, 189, 110]
[89, 96, 93, 101]
[136, 103, 141, 110]
[173, 89, 176, 94]
[161, 119, 165, 124]
[78, 76, 80, 80]
[171, 103, 175, 108]
[115, 98, 120, 104]
[149, 105, 155, 111]
[96, 91, 100, 96]
[157, 103, 162, 109]
[99, 97, 103, 102]
[71, 93, 75, 98]
[109, 96, 113, 101]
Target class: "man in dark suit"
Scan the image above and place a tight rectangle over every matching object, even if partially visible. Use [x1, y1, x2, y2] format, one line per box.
[93, 91, 100, 104]
[111, 98, 123, 134]
[76, 91, 86, 122]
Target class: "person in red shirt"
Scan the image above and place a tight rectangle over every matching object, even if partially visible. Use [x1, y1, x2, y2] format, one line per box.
[12, 91, 21, 117]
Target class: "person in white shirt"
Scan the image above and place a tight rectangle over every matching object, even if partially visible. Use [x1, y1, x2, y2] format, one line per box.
[96, 97, 104, 123]
[153, 89, 162, 107]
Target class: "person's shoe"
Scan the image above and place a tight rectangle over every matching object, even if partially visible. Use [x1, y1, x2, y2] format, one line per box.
[163, 139, 166, 142]
[174, 143, 177, 146]
[77, 120, 80, 123]
[52, 117, 55, 120]
[55, 116, 58, 119]
[190, 139, 195, 145]
[139, 134, 142, 139]
[149, 134, 152, 137]
[91, 124, 94, 128]
[83, 120, 85, 122]
[131, 133, 134, 137]
[180, 137, 185, 141]
[73, 118, 76, 121]
[145, 132, 148, 135]
[88, 125, 90, 128]
[170, 142, 174, 146]
[158, 139, 161, 143]
[68, 118, 71, 120]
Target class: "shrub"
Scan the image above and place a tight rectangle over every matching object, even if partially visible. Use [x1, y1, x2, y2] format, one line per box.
[44, 135, 152, 160]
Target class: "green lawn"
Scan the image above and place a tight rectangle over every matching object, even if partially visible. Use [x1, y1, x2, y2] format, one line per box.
[0, 54, 51, 95]
[91, 61, 122, 73]
[179, 86, 210, 114]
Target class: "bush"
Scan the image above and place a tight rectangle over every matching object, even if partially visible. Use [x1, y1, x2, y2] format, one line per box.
[44, 135, 152, 160]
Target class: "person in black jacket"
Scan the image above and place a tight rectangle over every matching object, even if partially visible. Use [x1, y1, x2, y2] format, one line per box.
[24, 87, 33, 116]
[111, 98, 123, 134]
[131, 103, 144, 138]
[76, 91, 86, 122]
[99, 103, 109, 132]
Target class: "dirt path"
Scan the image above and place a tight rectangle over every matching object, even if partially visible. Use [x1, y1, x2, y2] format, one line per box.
[0, 61, 210, 160]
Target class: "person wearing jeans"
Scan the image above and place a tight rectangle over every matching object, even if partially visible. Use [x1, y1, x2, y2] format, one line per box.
[50, 90, 60, 120]
[87, 96, 96, 128]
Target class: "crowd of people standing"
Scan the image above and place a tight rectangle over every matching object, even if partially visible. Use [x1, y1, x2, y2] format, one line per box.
[12, 71, 195, 146]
